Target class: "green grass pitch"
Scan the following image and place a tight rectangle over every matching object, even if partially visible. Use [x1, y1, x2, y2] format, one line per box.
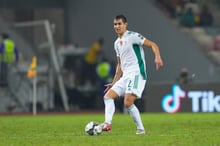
[0, 113, 220, 146]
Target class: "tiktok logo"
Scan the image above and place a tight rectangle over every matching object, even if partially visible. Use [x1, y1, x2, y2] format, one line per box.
[161, 84, 220, 113]
[162, 84, 186, 113]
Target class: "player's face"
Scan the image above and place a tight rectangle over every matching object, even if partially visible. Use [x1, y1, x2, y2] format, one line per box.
[113, 19, 127, 37]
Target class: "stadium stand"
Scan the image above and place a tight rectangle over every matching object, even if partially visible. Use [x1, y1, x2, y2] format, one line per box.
[155, 0, 220, 66]
[0, 16, 56, 113]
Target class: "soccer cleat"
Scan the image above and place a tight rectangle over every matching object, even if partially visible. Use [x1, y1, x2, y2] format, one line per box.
[100, 123, 112, 131]
[136, 129, 146, 135]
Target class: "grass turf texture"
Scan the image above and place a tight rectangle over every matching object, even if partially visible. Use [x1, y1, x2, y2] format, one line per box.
[0, 113, 219, 146]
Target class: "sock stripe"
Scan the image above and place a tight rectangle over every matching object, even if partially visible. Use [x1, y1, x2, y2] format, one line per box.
[104, 97, 113, 101]
[128, 104, 135, 111]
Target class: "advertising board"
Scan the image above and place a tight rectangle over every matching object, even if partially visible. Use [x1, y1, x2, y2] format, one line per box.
[142, 83, 220, 113]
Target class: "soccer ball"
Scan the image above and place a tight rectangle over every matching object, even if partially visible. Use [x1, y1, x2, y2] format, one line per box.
[85, 121, 102, 136]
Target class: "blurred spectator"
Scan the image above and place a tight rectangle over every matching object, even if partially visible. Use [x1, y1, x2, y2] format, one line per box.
[184, 0, 200, 15]
[0, 33, 19, 87]
[167, 0, 181, 18]
[176, 67, 192, 84]
[95, 58, 113, 109]
[156, 0, 181, 18]
[180, 7, 196, 27]
[81, 38, 104, 85]
[96, 58, 113, 96]
[199, 5, 214, 27]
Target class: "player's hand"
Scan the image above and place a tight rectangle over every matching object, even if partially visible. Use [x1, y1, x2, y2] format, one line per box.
[155, 57, 163, 70]
[104, 83, 113, 93]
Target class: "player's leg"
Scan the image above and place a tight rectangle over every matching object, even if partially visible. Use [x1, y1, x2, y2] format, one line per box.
[124, 94, 145, 134]
[103, 89, 118, 127]
[124, 74, 146, 134]
[101, 78, 125, 131]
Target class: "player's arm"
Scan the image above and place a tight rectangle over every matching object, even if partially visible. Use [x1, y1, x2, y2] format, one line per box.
[111, 57, 122, 84]
[104, 57, 122, 93]
[143, 39, 164, 70]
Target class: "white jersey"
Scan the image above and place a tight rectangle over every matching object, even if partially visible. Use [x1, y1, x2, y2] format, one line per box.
[114, 30, 147, 79]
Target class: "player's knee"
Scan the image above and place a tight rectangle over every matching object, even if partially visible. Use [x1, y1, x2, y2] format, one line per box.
[103, 90, 118, 100]
[124, 94, 136, 108]
[124, 99, 133, 108]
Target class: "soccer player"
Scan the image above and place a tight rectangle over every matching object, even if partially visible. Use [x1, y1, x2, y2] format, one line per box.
[100, 14, 164, 135]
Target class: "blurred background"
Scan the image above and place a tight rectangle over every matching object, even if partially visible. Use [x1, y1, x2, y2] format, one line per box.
[0, 0, 220, 114]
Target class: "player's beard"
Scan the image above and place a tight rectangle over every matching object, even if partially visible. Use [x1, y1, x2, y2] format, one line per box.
[115, 29, 125, 37]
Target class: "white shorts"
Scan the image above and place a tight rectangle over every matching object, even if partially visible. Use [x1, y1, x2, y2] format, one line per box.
[111, 72, 146, 98]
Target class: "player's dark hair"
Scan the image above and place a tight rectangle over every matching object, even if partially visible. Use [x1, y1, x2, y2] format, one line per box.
[115, 14, 127, 23]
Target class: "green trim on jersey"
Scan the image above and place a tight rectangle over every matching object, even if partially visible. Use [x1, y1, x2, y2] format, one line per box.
[133, 75, 139, 89]
[133, 44, 146, 79]
[128, 31, 135, 35]
[115, 47, 120, 56]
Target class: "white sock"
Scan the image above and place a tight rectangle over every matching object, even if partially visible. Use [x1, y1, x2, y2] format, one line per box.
[104, 98, 115, 125]
[128, 104, 145, 130]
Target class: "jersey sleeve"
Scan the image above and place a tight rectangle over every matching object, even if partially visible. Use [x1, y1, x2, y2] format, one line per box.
[133, 32, 145, 45]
